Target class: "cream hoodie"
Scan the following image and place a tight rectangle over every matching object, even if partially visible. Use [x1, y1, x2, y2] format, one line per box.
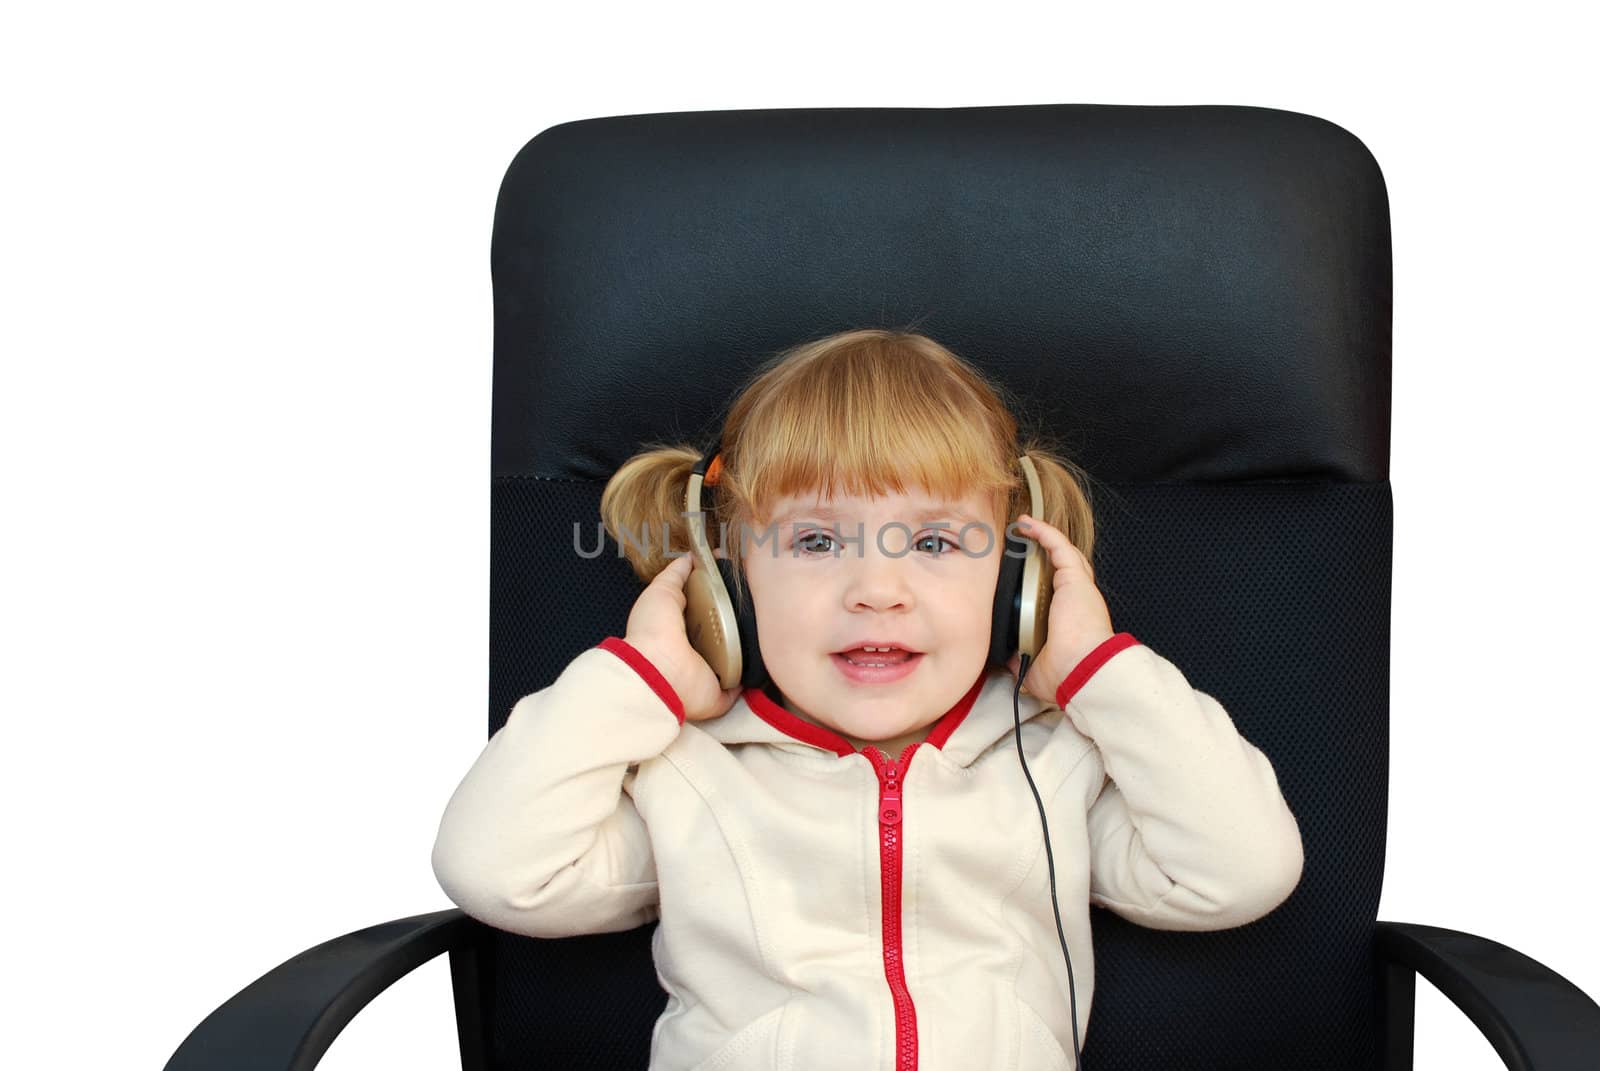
[431, 632, 1305, 1071]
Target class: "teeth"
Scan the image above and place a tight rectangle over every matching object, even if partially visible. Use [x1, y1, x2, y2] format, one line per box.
[842, 645, 913, 667]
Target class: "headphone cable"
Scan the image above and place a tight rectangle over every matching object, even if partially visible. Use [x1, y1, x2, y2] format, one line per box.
[1013, 651, 1085, 1069]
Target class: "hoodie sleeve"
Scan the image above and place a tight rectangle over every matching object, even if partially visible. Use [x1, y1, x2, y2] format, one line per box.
[1054, 633, 1305, 932]
[430, 636, 685, 939]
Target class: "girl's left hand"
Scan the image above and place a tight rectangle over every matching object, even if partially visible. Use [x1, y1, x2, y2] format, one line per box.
[1004, 513, 1116, 704]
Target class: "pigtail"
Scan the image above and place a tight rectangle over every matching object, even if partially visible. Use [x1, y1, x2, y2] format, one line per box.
[1016, 442, 1101, 566]
[599, 444, 704, 584]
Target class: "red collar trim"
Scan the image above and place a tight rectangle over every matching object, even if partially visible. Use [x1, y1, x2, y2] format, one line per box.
[745, 669, 991, 757]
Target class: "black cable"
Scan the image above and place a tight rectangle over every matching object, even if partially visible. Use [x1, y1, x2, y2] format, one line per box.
[1013, 651, 1085, 1069]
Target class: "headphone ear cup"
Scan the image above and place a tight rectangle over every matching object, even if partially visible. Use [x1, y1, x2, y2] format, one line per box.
[990, 523, 1026, 670]
[717, 558, 768, 691]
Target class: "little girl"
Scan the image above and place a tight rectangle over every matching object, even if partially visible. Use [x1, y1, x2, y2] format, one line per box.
[431, 328, 1305, 1071]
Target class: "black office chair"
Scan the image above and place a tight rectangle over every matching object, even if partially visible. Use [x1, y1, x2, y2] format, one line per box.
[165, 104, 1600, 1070]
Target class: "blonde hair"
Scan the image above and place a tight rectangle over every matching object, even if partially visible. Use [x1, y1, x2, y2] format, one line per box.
[600, 328, 1103, 607]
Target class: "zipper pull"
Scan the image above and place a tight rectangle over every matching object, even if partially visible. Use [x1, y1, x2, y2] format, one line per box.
[879, 762, 902, 825]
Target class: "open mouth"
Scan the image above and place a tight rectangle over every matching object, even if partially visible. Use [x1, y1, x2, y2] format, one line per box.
[834, 645, 920, 667]
[830, 647, 925, 684]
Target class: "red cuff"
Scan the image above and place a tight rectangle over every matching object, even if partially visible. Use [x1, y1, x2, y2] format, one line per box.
[1055, 632, 1142, 709]
[597, 636, 686, 725]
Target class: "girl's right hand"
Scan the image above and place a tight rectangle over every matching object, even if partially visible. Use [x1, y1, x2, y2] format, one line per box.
[624, 554, 744, 723]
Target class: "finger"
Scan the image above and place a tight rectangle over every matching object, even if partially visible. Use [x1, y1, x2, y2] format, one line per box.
[1020, 516, 1091, 572]
[653, 556, 692, 602]
[1017, 516, 1087, 573]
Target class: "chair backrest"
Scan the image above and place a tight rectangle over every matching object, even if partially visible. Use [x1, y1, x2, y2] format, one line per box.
[485, 104, 1392, 1070]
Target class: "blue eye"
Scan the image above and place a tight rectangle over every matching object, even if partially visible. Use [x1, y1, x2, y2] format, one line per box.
[793, 529, 958, 556]
[796, 530, 836, 554]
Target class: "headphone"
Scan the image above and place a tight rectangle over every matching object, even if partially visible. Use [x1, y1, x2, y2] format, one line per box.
[679, 441, 1088, 1069]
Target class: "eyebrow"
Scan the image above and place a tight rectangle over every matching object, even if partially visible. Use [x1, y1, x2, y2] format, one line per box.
[770, 505, 985, 526]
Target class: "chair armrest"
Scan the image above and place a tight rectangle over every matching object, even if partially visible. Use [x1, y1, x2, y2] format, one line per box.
[165, 907, 487, 1071]
[1376, 919, 1600, 1070]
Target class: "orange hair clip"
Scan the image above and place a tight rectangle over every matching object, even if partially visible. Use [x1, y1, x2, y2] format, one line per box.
[704, 453, 724, 486]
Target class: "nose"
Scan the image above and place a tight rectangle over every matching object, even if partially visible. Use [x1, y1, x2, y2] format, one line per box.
[842, 536, 917, 613]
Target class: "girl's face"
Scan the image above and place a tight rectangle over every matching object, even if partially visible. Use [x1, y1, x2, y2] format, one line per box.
[740, 485, 1005, 755]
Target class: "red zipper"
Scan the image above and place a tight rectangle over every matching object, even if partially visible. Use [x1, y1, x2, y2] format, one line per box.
[868, 744, 919, 1071]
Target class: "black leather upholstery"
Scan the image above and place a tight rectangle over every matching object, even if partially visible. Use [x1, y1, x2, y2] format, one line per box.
[487, 104, 1391, 1069]
[490, 105, 1390, 486]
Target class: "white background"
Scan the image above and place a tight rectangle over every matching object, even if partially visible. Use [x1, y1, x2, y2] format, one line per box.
[5, 3, 1596, 1068]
